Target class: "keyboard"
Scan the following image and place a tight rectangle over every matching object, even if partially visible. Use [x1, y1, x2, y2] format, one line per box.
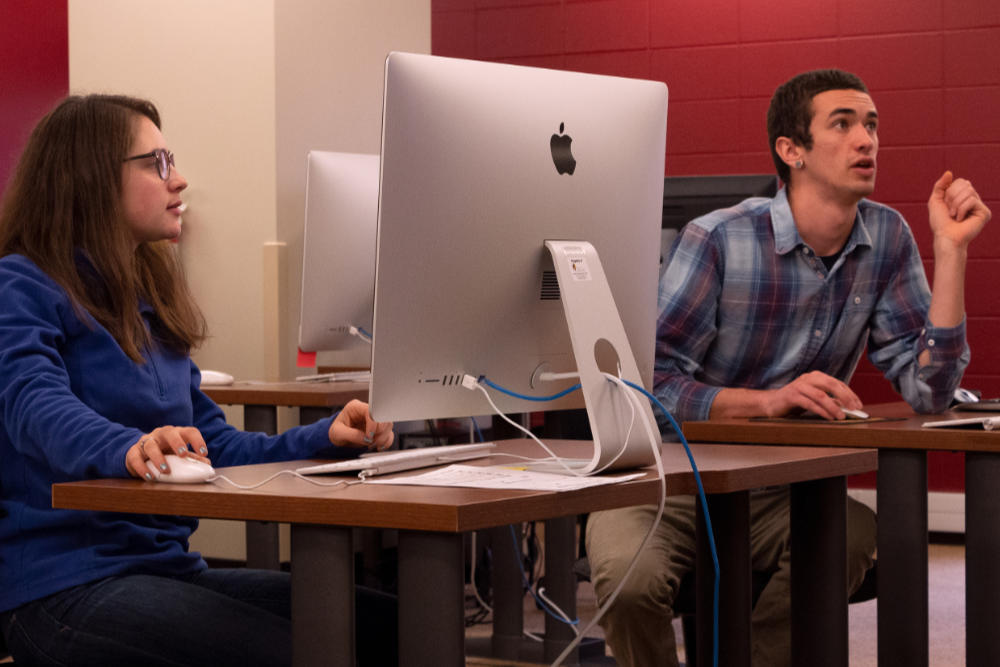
[954, 398, 1000, 412]
[295, 370, 372, 383]
[295, 442, 497, 477]
[922, 416, 1000, 430]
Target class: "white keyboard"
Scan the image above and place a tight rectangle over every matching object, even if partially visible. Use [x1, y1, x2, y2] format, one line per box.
[295, 370, 372, 383]
[295, 442, 496, 477]
[922, 416, 1000, 430]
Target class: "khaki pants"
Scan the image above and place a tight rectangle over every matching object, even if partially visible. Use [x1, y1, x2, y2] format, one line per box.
[585, 487, 876, 667]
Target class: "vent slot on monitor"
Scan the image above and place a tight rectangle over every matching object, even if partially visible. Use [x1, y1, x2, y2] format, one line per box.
[540, 270, 561, 301]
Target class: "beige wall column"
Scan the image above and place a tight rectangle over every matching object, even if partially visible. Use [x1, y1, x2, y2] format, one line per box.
[69, 0, 429, 386]
[69, 0, 429, 560]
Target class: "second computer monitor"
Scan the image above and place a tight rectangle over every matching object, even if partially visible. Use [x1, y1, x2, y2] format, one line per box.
[370, 53, 668, 441]
[298, 151, 380, 354]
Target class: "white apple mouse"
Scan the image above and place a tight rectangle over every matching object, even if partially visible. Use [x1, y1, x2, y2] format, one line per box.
[841, 408, 870, 420]
[147, 454, 216, 484]
[199, 369, 234, 386]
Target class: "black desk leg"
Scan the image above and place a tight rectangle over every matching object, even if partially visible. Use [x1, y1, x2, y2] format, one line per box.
[244, 403, 279, 435]
[398, 531, 465, 667]
[300, 406, 334, 425]
[696, 491, 751, 667]
[245, 520, 281, 571]
[243, 404, 282, 570]
[790, 476, 847, 667]
[290, 524, 355, 667]
[298, 405, 391, 588]
[965, 451, 1000, 667]
[543, 516, 578, 664]
[877, 448, 928, 667]
[489, 524, 524, 659]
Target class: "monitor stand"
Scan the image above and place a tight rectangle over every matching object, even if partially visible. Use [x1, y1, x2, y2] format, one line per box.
[543, 240, 659, 473]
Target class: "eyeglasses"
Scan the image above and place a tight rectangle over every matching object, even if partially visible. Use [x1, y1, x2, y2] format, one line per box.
[123, 148, 175, 181]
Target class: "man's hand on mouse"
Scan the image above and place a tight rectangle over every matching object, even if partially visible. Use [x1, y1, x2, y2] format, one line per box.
[125, 425, 210, 480]
[764, 370, 864, 420]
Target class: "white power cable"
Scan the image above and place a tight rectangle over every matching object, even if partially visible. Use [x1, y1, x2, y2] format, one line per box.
[472, 379, 632, 476]
[210, 470, 356, 490]
[347, 325, 372, 344]
[473, 382, 593, 477]
[537, 586, 581, 637]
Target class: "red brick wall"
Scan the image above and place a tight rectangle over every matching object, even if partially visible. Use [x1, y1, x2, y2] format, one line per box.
[432, 0, 1000, 492]
[0, 0, 69, 196]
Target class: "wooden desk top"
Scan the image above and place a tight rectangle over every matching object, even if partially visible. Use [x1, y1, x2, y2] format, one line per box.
[52, 439, 875, 533]
[202, 381, 369, 408]
[683, 401, 1000, 452]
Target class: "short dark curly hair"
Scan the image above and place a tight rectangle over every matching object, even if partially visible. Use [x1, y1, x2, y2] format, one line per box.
[766, 69, 869, 184]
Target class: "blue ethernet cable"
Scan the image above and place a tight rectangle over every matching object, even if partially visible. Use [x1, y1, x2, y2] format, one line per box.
[623, 378, 720, 667]
[478, 375, 581, 402]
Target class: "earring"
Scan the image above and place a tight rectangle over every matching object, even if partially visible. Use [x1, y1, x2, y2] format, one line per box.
[794, 160, 804, 169]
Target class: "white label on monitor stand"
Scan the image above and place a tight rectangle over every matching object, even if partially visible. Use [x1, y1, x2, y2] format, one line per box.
[562, 248, 592, 281]
[569, 255, 590, 280]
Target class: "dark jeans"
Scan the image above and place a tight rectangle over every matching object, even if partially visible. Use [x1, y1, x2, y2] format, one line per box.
[0, 568, 397, 666]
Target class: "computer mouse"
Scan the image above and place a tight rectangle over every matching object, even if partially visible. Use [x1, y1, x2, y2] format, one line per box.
[953, 387, 981, 404]
[841, 408, 870, 420]
[147, 454, 216, 484]
[199, 369, 234, 386]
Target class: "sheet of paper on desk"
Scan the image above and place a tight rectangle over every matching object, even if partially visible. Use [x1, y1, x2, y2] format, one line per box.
[364, 464, 646, 491]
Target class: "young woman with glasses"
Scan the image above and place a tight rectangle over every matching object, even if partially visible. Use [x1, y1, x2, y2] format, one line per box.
[0, 95, 397, 666]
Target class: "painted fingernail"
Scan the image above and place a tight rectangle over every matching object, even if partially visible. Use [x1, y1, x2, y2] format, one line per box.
[363, 436, 373, 444]
[177, 449, 187, 456]
[144, 473, 152, 480]
[160, 463, 168, 471]
[199, 447, 207, 454]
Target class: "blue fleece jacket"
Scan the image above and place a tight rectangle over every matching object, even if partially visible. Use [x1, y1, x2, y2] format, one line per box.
[0, 254, 355, 612]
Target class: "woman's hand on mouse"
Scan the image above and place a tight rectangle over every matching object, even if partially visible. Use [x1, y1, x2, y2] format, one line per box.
[329, 399, 394, 451]
[125, 425, 210, 480]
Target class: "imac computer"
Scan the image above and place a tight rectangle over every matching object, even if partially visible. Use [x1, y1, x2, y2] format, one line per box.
[297, 151, 380, 354]
[659, 174, 778, 278]
[369, 52, 668, 473]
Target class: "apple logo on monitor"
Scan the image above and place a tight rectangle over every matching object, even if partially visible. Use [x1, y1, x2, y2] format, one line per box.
[550, 122, 576, 175]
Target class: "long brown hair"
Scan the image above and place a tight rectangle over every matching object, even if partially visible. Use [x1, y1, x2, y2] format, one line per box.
[0, 94, 206, 362]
